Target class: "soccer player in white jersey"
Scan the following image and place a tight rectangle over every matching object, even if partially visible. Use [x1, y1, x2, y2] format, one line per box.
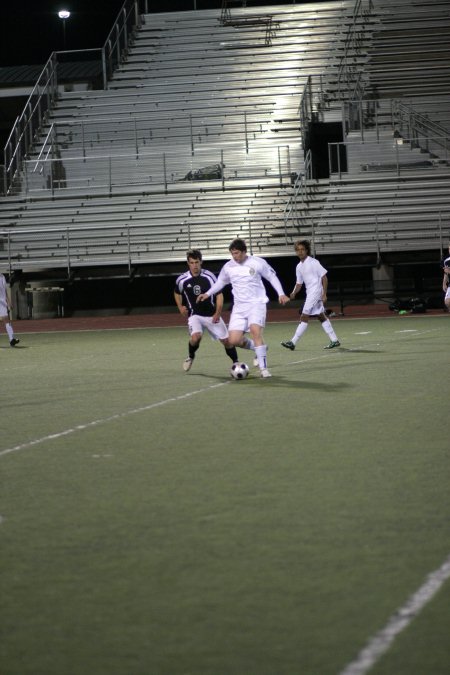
[442, 242, 450, 312]
[197, 238, 290, 378]
[281, 240, 340, 351]
[0, 272, 20, 347]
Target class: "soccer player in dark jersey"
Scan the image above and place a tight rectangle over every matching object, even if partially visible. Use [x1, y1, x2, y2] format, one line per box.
[174, 249, 255, 371]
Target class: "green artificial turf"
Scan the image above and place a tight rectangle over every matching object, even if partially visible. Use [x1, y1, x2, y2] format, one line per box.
[1, 316, 449, 674]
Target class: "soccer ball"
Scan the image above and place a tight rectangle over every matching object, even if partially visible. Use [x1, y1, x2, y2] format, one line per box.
[230, 362, 250, 380]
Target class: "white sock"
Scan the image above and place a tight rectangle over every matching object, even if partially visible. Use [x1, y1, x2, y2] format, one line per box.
[292, 322, 308, 345]
[255, 344, 267, 369]
[321, 319, 338, 341]
[5, 323, 14, 341]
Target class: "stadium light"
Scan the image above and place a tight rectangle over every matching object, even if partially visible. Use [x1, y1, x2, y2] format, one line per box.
[58, 10, 71, 50]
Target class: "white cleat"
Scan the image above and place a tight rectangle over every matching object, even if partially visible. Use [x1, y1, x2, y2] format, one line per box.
[183, 357, 193, 372]
[260, 368, 272, 378]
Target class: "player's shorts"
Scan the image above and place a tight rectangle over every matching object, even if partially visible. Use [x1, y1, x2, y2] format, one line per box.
[0, 298, 8, 318]
[445, 287, 450, 301]
[302, 293, 325, 316]
[228, 301, 266, 332]
[188, 314, 228, 340]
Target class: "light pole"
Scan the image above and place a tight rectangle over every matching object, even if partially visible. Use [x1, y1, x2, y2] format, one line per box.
[58, 10, 71, 50]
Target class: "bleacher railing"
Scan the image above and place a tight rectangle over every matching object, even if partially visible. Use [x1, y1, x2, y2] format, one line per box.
[283, 149, 313, 239]
[393, 101, 450, 163]
[3, 0, 148, 196]
[334, 0, 374, 100]
[2, 210, 448, 276]
[22, 142, 296, 197]
[328, 136, 450, 178]
[31, 108, 275, 163]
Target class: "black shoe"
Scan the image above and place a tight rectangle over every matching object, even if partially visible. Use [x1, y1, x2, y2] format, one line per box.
[281, 340, 295, 351]
[323, 340, 340, 350]
[10, 338, 20, 347]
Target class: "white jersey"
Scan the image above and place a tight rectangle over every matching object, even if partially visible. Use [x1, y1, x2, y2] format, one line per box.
[0, 274, 9, 316]
[296, 256, 327, 303]
[207, 255, 285, 304]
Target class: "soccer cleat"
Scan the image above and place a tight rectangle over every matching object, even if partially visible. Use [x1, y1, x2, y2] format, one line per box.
[281, 340, 295, 351]
[183, 357, 194, 371]
[260, 368, 272, 378]
[10, 338, 20, 347]
[323, 340, 341, 350]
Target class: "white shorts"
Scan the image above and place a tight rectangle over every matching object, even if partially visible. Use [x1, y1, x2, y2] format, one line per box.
[228, 301, 266, 332]
[445, 287, 450, 300]
[188, 314, 228, 341]
[0, 299, 8, 318]
[302, 293, 325, 316]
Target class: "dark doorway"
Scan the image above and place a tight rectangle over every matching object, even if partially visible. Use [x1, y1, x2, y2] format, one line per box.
[304, 121, 347, 178]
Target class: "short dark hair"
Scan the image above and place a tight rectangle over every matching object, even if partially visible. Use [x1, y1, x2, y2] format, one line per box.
[229, 238, 247, 252]
[186, 249, 202, 261]
[294, 239, 311, 255]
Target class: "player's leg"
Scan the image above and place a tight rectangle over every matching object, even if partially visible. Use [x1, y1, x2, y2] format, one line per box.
[445, 288, 450, 312]
[281, 312, 310, 351]
[206, 316, 240, 363]
[0, 314, 19, 347]
[318, 312, 340, 348]
[247, 305, 271, 377]
[184, 316, 203, 371]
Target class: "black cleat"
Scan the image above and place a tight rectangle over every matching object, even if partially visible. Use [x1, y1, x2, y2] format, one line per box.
[281, 340, 295, 351]
[323, 340, 340, 350]
[10, 338, 20, 347]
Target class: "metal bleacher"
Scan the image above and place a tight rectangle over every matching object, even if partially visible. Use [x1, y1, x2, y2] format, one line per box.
[284, 0, 450, 258]
[1, 0, 366, 273]
[1, 0, 450, 275]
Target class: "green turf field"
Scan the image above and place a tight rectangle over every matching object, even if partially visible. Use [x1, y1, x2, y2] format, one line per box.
[1, 315, 449, 675]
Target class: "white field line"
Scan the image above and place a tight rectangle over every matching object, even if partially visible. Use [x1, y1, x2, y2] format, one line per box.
[2, 328, 441, 455]
[339, 553, 450, 675]
[0, 382, 228, 458]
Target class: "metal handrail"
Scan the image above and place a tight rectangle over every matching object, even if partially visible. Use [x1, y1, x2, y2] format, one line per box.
[328, 136, 450, 178]
[335, 0, 374, 100]
[2, 0, 149, 196]
[20, 141, 297, 196]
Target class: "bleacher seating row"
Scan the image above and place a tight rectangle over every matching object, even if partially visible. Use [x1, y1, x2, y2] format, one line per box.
[1, 0, 450, 273]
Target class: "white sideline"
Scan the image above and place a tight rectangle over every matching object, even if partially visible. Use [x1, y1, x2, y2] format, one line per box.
[339, 553, 450, 675]
[0, 382, 228, 458]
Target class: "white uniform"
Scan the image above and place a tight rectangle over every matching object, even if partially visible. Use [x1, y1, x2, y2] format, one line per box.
[295, 256, 327, 315]
[206, 255, 285, 332]
[0, 274, 9, 317]
[443, 255, 450, 301]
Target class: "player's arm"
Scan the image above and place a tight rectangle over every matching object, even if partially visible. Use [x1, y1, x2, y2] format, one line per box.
[290, 282, 302, 300]
[197, 269, 228, 302]
[174, 290, 188, 316]
[212, 292, 224, 323]
[261, 262, 290, 304]
[321, 274, 328, 303]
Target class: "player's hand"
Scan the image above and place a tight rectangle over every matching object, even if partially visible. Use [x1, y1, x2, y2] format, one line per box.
[212, 313, 220, 323]
[289, 291, 296, 300]
[279, 294, 290, 305]
[179, 306, 188, 316]
[196, 293, 208, 303]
